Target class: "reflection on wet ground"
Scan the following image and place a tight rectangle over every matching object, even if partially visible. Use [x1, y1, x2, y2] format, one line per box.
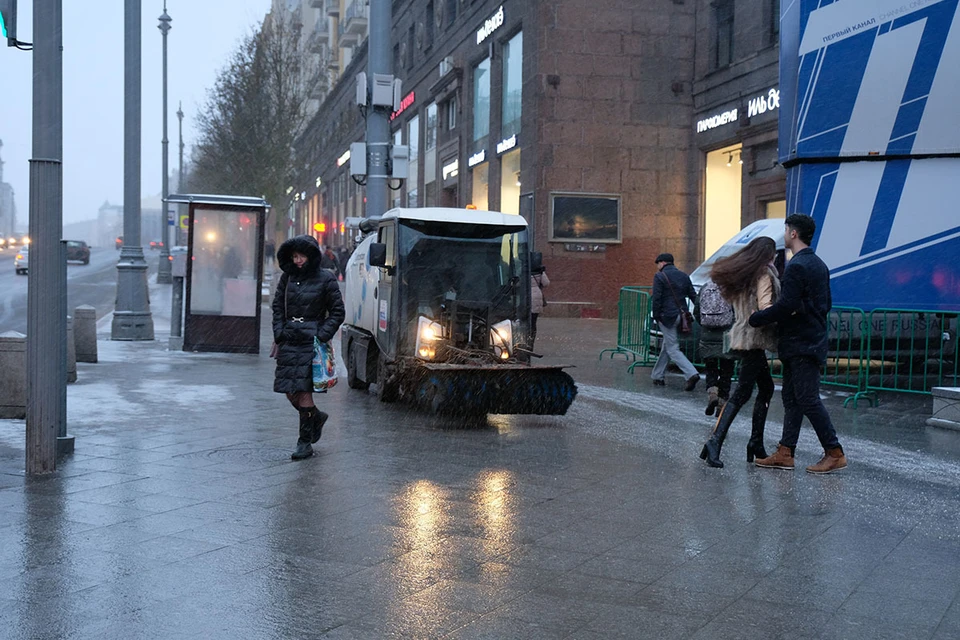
[0, 318, 958, 638]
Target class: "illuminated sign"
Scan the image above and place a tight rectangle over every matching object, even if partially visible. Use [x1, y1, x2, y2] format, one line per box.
[315, 176, 322, 187]
[336, 149, 351, 167]
[747, 88, 780, 118]
[442, 159, 459, 180]
[496, 134, 517, 154]
[697, 108, 738, 133]
[468, 150, 486, 168]
[476, 5, 504, 45]
[390, 91, 416, 121]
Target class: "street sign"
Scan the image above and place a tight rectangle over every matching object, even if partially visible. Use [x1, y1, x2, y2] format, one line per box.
[179, 214, 189, 230]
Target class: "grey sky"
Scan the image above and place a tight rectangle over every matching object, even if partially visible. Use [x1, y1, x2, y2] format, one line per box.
[1, 0, 272, 227]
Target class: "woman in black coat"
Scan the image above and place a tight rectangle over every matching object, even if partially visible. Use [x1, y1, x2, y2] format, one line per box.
[272, 235, 345, 460]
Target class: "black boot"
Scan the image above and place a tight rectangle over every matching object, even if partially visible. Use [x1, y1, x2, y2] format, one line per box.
[291, 410, 314, 460]
[746, 400, 769, 462]
[299, 407, 328, 444]
[699, 401, 741, 468]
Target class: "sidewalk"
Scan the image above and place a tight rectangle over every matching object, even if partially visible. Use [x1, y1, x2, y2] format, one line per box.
[1, 282, 959, 638]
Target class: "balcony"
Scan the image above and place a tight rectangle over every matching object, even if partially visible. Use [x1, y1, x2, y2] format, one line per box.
[343, 1, 368, 37]
[309, 18, 330, 53]
[326, 0, 339, 18]
[337, 20, 359, 48]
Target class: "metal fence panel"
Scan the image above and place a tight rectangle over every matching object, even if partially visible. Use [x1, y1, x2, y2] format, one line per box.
[864, 309, 959, 396]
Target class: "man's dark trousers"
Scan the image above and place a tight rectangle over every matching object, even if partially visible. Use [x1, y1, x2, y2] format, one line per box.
[779, 355, 841, 450]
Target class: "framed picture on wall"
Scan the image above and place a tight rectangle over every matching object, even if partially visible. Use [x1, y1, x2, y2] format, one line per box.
[549, 193, 622, 243]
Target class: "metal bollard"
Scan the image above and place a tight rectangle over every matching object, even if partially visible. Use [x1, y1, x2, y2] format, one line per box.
[0, 332, 27, 419]
[74, 305, 98, 363]
[66, 315, 77, 383]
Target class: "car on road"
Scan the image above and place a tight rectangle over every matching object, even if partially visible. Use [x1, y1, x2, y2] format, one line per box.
[14, 246, 29, 275]
[149, 239, 163, 250]
[116, 236, 123, 250]
[65, 240, 90, 265]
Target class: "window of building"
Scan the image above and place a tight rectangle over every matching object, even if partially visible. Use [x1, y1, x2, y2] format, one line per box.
[392, 129, 403, 208]
[445, 0, 457, 27]
[425, 103, 438, 206]
[713, 0, 735, 68]
[472, 57, 491, 151]
[446, 96, 458, 130]
[501, 31, 523, 139]
[770, 0, 780, 39]
[704, 143, 743, 258]
[500, 149, 521, 215]
[425, 2, 435, 50]
[471, 162, 489, 211]
[407, 24, 415, 70]
[407, 115, 420, 207]
[764, 200, 786, 218]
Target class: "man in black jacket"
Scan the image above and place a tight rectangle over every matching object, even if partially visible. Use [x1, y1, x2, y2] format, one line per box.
[651, 253, 700, 391]
[749, 214, 847, 474]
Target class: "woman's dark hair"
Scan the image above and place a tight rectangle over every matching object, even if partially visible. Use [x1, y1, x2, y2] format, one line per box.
[709, 236, 777, 300]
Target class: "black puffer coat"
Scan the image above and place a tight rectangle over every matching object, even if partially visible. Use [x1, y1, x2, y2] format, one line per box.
[272, 236, 345, 393]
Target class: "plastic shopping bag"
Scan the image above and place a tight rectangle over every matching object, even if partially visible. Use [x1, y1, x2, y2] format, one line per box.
[312, 337, 338, 393]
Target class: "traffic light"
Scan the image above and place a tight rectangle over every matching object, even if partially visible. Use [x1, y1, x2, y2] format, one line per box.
[0, 0, 17, 46]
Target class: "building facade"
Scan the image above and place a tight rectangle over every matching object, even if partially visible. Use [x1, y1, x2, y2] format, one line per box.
[289, 0, 782, 315]
[0, 139, 17, 241]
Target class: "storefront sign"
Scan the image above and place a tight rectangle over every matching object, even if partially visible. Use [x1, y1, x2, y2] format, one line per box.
[390, 91, 416, 121]
[468, 150, 486, 168]
[697, 109, 738, 134]
[476, 5, 504, 45]
[747, 88, 780, 118]
[496, 134, 517, 155]
[442, 159, 459, 180]
[336, 149, 351, 167]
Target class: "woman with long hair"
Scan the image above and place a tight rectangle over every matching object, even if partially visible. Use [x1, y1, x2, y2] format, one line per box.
[699, 236, 780, 468]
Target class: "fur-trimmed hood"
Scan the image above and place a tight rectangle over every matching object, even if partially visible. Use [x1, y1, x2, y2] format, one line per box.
[277, 235, 322, 277]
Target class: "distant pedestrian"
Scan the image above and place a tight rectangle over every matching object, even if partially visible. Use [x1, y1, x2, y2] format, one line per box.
[530, 265, 550, 350]
[750, 214, 848, 474]
[698, 237, 780, 468]
[694, 279, 735, 416]
[650, 253, 700, 391]
[337, 246, 350, 279]
[320, 245, 340, 278]
[272, 235, 345, 461]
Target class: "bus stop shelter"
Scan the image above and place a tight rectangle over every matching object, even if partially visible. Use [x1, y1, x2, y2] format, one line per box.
[166, 194, 269, 354]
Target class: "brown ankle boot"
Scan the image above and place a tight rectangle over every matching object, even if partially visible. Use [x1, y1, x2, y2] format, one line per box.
[754, 444, 795, 470]
[806, 447, 847, 474]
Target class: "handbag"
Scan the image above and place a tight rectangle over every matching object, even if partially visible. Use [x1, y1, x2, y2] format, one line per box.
[660, 271, 694, 334]
[312, 337, 338, 392]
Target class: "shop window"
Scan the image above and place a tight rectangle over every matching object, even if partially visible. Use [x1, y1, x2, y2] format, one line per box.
[425, 103, 438, 206]
[713, 0, 735, 69]
[471, 162, 489, 211]
[765, 200, 786, 218]
[501, 31, 523, 139]
[500, 149, 521, 215]
[704, 143, 743, 258]
[473, 57, 491, 150]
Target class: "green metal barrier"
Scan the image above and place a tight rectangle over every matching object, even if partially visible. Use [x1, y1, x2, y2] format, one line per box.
[598, 287, 652, 367]
[862, 308, 959, 398]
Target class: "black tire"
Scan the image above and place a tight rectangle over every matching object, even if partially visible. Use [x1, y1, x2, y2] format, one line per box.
[346, 340, 370, 390]
[83, 257, 89, 265]
[376, 352, 400, 403]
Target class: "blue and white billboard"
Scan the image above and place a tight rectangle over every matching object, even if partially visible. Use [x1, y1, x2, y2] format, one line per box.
[781, 0, 960, 311]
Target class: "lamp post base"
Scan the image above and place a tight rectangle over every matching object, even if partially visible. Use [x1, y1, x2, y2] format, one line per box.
[112, 258, 154, 341]
[157, 250, 173, 284]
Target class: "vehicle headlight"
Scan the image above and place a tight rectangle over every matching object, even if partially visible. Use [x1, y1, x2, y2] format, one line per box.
[490, 319, 513, 360]
[416, 316, 443, 360]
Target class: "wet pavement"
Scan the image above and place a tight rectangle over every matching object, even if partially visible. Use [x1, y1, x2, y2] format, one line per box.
[1, 303, 960, 638]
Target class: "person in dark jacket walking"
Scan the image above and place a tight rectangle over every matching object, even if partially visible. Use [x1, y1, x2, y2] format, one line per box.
[650, 253, 700, 391]
[749, 214, 848, 474]
[272, 235, 346, 460]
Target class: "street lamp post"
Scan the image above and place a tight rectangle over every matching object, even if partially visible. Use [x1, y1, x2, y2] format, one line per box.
[171, 102, 185, 341]
[156, 3, 173, 284]
[112, 0, 155, 341]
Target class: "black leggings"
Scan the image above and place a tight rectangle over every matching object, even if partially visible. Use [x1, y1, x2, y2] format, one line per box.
[730, 349, 774, 407]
